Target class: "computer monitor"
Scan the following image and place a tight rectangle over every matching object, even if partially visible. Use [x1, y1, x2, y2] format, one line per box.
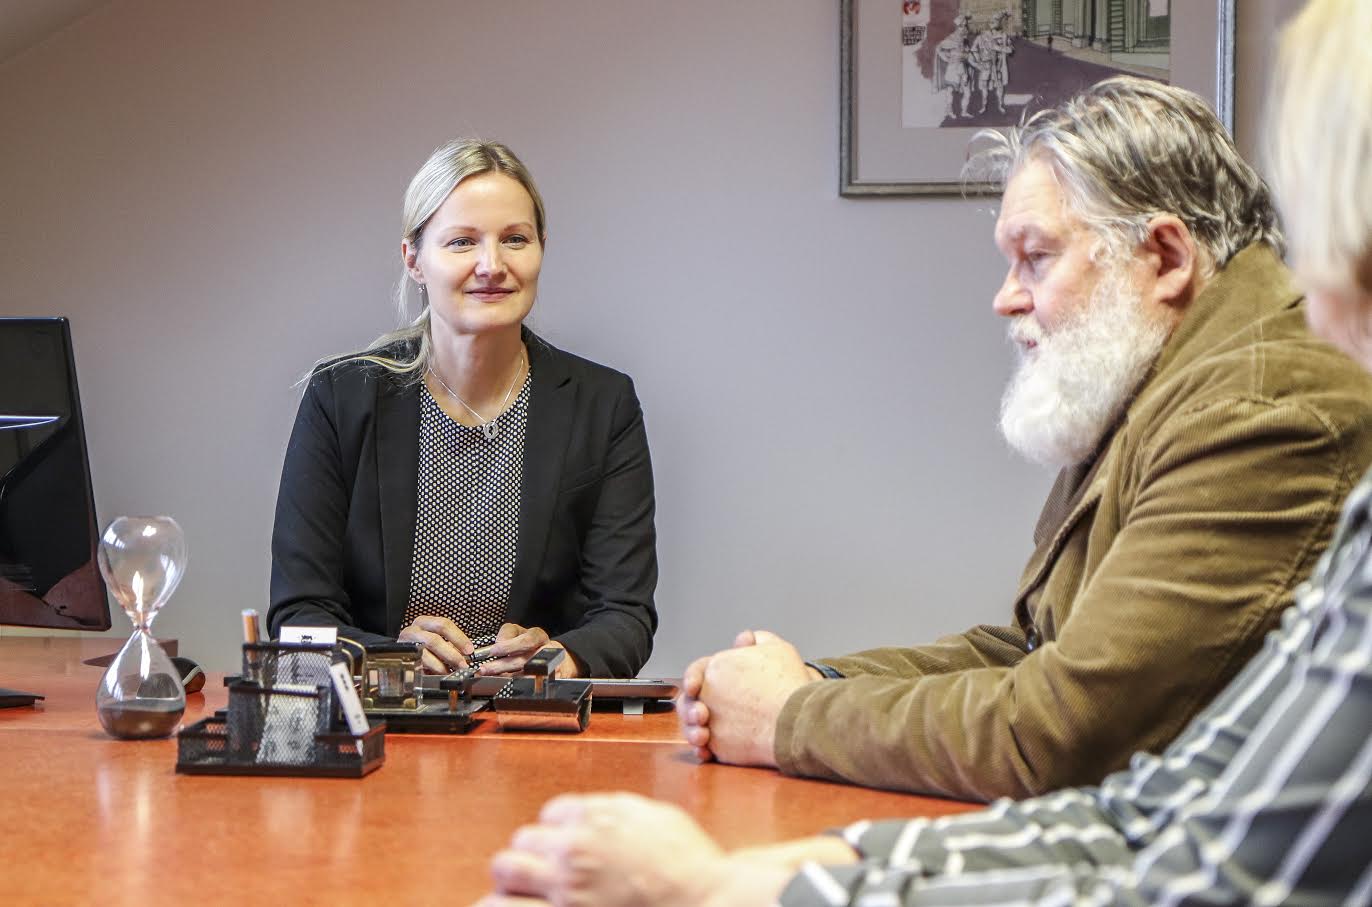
[0, 317, 110, 640]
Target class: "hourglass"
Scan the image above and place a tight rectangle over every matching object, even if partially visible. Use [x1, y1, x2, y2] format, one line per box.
[95, 515, 188, 739]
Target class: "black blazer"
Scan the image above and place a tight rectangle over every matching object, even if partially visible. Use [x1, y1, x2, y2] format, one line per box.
[267, 331, 658, 677]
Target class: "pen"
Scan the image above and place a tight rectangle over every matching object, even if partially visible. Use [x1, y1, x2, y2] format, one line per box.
[241, 609, 262, 681]
[242, 609, 261, 645]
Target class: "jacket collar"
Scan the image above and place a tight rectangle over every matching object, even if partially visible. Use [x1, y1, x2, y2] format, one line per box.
[376, 358, 420, 635]
[1139, 243, 1298, 401]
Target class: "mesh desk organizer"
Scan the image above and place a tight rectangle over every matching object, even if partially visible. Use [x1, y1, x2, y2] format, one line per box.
[176, 642, 385, 777]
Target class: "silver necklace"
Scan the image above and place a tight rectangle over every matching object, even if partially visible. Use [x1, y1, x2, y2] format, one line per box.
[428, 354, 526, 440]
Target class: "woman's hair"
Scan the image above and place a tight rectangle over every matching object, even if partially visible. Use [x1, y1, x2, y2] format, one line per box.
[320, 139, 547, 384]
[1267, 0, 1372, 297]
[968, 76, 1283, 274]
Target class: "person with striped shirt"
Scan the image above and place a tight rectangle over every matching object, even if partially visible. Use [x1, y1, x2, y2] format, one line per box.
[474, 1, 1372, 903]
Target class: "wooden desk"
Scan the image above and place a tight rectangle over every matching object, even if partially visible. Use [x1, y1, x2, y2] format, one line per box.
[0, 637, 977, 904]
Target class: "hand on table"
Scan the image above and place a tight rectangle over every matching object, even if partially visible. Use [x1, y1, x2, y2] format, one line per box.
[675, 630, 756, 760]
[478, 623, 583, 678]
[475, 793, 795, 907]
[676, 630, 822, 767]
[398, 615, 475, 673]
[397, 619, 582, 677]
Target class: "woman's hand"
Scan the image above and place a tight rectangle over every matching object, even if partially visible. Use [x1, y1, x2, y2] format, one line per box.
[398, 615, 475, 673]
[479, 623, 583, 678]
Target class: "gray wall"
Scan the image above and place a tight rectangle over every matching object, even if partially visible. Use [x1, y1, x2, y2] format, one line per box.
[0, 0, 1297, 674]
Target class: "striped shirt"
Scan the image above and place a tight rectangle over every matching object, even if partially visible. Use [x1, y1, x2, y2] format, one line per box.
[782, 470, 1372, 906]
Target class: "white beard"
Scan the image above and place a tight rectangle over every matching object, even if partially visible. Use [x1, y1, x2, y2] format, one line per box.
[999, 267, 1170, 468]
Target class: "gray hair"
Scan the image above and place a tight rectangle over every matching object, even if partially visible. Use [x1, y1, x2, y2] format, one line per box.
[318, 139, 547, 384]
[1267, 0, 1372, 297]
[969, 76, 1283, 273]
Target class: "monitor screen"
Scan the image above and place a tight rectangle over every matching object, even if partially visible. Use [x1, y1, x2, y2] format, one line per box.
[0, 317, 110, 630]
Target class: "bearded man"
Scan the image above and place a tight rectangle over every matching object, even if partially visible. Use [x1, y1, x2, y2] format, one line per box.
[674, 76, 1372, 801]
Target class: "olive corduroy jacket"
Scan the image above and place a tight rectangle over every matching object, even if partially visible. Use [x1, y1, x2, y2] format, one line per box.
[777, 244, 1372, 800]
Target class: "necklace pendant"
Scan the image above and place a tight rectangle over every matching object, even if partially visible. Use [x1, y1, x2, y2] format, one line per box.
[480, 421, 501, 441]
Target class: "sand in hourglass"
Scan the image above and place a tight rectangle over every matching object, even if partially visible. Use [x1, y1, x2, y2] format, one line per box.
[97, 701, 184, 739]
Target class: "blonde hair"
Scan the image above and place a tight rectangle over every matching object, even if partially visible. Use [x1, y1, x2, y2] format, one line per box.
[1267, 0, 1372, 296]
[322, 139, 547, 383]
[969, 76, 1283, 274]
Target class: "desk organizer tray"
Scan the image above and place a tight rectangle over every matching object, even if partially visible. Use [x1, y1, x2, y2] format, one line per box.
[363, 700, 485, 734]
[176, 710, 386, 777]
[176, 642, 384, 778]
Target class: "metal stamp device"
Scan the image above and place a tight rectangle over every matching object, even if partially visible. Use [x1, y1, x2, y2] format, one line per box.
[490, 647, 592, 732]
[361, 643, 423, 710]
[359, 642, 485, 733]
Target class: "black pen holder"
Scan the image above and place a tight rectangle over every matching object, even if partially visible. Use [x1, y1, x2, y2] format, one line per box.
[176, 642, 385, 778]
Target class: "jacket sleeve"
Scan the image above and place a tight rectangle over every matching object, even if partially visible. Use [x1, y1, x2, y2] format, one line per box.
[774, 398, 1357, 800]
[267, 370, 390, 647]
[553, 377, 658, 677]
[819, 623, 1031, 679]
[778, 790, 1138, 906]
[782, 490, 1372, 905]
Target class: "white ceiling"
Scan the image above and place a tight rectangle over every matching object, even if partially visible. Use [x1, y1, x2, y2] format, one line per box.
[0, 0, 109, 67]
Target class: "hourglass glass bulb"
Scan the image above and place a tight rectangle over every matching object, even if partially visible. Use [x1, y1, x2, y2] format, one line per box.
[95, 516, 188, 739]
[97, 516, 187, 628]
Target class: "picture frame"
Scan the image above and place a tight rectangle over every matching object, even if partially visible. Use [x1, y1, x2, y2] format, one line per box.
[840, 0, 1236, 197]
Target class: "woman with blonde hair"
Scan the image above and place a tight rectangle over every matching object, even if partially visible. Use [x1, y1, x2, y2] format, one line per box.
[475, 1, 1372, 902]
[269, 140, 656, 678]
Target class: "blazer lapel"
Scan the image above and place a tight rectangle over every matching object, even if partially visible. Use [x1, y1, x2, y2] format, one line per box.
[376, 375, 420, 635]
[1016, 441, 1112, 603]
[507, 336, 574, 627]
[1032, 460, 1093, 549]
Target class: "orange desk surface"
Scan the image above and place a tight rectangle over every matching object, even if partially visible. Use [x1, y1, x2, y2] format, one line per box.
[0, 636, 977, 905]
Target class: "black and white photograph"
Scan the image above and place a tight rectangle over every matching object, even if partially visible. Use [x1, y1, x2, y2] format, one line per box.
[903, 1, 1170, 128]
[844, 0, 1231, 194]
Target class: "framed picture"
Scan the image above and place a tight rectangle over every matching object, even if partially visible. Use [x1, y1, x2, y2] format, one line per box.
[840, 0, 1236, 197]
